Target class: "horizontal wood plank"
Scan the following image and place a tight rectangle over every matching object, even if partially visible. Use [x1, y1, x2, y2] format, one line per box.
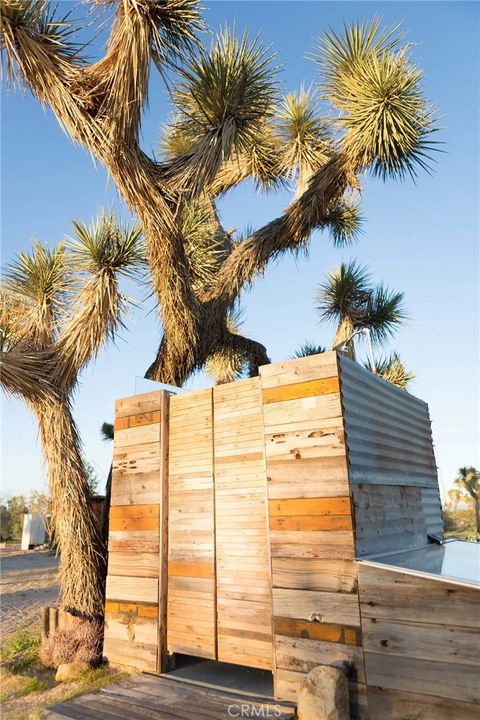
[263, 377, 340, 404]
[273, 588, 360, 626]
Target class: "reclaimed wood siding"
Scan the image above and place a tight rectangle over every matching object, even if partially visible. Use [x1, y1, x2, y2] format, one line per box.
[260, 353, 367, 717]
[104, 391, 167, 672]
[359, 563, 480, 718]
[338, 354, 443, 554]
[167, 389, 216, 660]
[214, 378, 273, 670]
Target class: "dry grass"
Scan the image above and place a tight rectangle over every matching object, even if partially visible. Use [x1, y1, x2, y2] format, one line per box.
[1, 626, 127, 720]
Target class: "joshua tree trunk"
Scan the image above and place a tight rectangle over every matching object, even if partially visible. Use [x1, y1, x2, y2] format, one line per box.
[34, 395, 105, 619]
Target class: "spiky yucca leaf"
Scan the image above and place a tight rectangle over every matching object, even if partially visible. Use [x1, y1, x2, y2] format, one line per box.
[314, 18, 438, 178]
[317, 260, 406, 352]
[290, 342, 327, 359]
[276, 86, 333, 194]
[317, 260, 372, 323]
[372, 351, 415, 390]
[166, 26, 278, 191]
[320, 199, 362, 246]
[362, 284, 407, 345]
[0, 0, 81, 87]
[4, 241, 69, 348]
[57, 213, 145, 384]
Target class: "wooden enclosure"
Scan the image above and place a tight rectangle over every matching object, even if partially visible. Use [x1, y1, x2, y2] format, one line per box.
[103, 351, 477, 718]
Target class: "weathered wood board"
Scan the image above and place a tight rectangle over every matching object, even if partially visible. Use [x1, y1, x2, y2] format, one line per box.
[214, 378, 273, 670]
[104, 391, 167, 672]
[167, 389, 216, 660]
[359, 562, 480, 717]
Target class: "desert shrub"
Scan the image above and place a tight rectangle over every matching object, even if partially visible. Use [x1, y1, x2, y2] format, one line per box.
[39, 619, 102, 668]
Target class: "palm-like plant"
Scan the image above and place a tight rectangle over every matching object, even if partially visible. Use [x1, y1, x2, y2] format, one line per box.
[0, 213, 144, 618]
[369, 352, 415, 391]
[291, 342, 327, 359]
[454, 467, 480, 540]
[317, 260, 406, 358]
[1, 5, 438, 387]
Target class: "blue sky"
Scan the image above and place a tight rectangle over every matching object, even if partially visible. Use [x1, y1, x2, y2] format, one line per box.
[1, 1, 479, 500]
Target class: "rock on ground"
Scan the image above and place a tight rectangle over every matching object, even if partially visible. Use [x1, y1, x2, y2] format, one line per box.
[297, 665, 350, 720]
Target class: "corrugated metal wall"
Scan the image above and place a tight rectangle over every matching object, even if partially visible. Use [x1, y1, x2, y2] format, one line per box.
[338, 354, 443, 554]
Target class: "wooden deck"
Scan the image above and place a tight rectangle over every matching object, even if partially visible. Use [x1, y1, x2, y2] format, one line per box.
[45, 673, 296, 720]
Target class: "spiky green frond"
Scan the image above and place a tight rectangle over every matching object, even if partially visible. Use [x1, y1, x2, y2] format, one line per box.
[313, 18, 438, 178]
[317, 260, 372, 323]
[362, 285, 406, 344]
[320, 199, 362, 246]
[68, 213, 145, 282]
[371, 351, 415, 390]
[101, 421, 114, 441]
[290, 341, 326, 359]
[167, 26, 279, 190]
[147, 0, 205, 68]
[276, 86, 333, 192]
[4, 241, 70, 346]
[0, 0, 81, 86]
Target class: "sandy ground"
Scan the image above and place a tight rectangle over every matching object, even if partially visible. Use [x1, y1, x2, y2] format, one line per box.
[1, 549, 59, 635]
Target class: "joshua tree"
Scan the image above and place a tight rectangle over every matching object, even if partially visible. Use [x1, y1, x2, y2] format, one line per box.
[454, 467, 480, 540]
[1, 3, 438, 386]
[371, 352, 415, 391]
[0, 214, 143, 618]
[317, 260, 406, 358]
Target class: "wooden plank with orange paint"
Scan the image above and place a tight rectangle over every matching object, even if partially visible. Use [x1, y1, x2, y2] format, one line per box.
[263, 376, 340, 404]
[269, 497, 351, 517]
[274, 617, 362, 646]
[270, 515, 353, 531]
[168, 561, 215, 579]
[110, 504, 159, 520]
[109, 515, 159, 532]
[114, 411, 161, 430]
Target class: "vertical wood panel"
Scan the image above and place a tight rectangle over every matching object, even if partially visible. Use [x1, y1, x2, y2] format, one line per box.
[259, 352, 362, 702]
[104, 391, 165, 673]
[214, 377, 273, 670]
[167, 389, 216, 660]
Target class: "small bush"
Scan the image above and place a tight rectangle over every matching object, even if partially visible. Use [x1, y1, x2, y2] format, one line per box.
[39, 619, 102, 668]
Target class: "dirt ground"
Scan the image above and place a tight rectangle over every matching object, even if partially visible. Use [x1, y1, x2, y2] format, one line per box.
[0, 549, 59, 634]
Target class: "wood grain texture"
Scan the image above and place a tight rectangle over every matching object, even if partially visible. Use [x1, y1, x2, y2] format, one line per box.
[364, 652, 480, 704]
[107, 552, 159, 578]
[214, 377, 273, 670]
[167, 388, 215, 660]
[275, 634, 366, 683]
[105, 576, 159, 604]
[102, 637, 157, 672]
[273, 588, 360, 626]
[115, 392, 162, 419]
[272, 558, 357, 593]
[367, 686, 480, 720]
[362, 616, 480, 665]
[259, 352, 339, 388]
[358, 564, 480, 626]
